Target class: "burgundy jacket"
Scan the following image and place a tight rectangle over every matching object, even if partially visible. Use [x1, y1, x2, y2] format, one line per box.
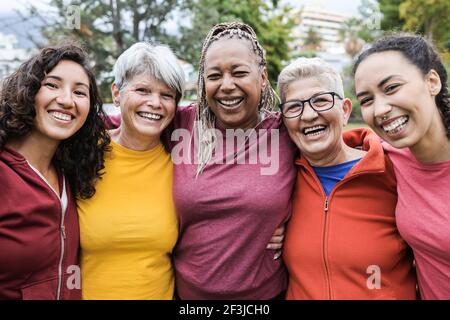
[0, 147, 81, 300]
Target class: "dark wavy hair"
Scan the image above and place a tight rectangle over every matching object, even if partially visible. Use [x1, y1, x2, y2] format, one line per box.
[353, 33, 450, 139]
[0, 43, 110, 199]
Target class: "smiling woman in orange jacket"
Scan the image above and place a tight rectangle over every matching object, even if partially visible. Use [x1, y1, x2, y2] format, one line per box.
[278, 57, 417, 300]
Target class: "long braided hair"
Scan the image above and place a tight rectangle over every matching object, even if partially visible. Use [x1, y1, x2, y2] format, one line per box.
[195, 21, 278, 176]
[353, 33, 450, 140]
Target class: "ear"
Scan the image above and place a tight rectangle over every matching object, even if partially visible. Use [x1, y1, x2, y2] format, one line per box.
[111, 83, 121, 108]
[341, 98, 353, 127]
[261, 66, 269, 91]
[426, 69, 442, 97]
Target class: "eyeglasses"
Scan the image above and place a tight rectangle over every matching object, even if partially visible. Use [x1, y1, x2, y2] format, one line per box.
[279, 92, 343, 119]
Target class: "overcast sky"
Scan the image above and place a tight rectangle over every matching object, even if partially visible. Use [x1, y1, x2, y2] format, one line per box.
[0, 0, 363, 15]
[285, 0, 362, 15]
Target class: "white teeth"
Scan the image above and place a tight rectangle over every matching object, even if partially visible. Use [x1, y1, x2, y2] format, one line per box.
[138, 112, 162, 120]
[49, 111, 71, 121]
[304, 125, 326, 135]
[219, 98, 242, 106]
[382, 116, 408, 133]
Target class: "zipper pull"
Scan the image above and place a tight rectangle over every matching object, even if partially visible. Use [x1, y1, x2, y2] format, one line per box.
[61, 225, 66, 239]
[324, 197, 329, 213]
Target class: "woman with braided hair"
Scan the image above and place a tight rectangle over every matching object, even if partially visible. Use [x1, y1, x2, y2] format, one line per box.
[354, 34, 450, 299]
[170, 21, 297, 299]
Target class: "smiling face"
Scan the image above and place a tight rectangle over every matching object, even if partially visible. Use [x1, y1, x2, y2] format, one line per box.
[33, 60, 90, 143]
[112, 73, 176, 146]
[355, 51, 443, 149]
[283, 77, 352, 164]
[203, 38, 267, 130]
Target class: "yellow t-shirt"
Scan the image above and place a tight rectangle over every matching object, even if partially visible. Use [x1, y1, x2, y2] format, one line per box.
[77, 140, 178, 300]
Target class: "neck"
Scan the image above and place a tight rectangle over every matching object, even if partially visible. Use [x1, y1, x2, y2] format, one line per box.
[409, 136, 450, 163]
[215, 113, 261, 131]
[6, 130, 59, 173]
[306, 139, 365, 167]
[110, 125, 160, 151]
[410, 124, 450, 163]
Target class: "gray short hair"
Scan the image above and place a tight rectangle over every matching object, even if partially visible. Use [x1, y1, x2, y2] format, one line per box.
[113, 42, 185, 104]
[277, 57, 344, 102]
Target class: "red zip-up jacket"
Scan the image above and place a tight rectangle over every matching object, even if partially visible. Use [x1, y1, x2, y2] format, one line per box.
[0, 147, 81, 300]
[283, 128, 417, 300]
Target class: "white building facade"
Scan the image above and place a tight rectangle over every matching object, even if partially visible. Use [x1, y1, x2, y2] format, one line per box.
[291, 6, 352, 55]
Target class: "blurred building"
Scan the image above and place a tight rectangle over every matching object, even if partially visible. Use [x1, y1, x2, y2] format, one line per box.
[291, 5, 352, 55]
[0, 33, 29, 80]
[289, 5, 354, 72]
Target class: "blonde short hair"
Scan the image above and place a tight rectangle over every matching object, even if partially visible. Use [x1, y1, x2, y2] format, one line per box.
[113, 42, 185, 104]
[278, 57, 344, 102]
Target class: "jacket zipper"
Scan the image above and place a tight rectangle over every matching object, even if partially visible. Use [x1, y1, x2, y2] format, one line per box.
[322, 196, 332, 299]
[56, 179, 67, 300]
[25, 161, 66, 300]
[302, 164, 382, 300]
[56, 215, 66, 300]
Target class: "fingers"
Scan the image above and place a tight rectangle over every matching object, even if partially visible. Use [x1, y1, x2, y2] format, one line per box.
[274, 250, 282, 260]
[266, 243, 283, 250]
[266, 234, 284, 250]
[273, 224, 286, 236]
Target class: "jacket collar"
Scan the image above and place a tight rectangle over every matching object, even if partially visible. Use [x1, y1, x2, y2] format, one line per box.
[295, 128, 386, 176]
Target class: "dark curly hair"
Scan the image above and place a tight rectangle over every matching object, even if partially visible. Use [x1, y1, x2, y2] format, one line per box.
[0, 43, 110, 199]
[353, 33, 450, 139]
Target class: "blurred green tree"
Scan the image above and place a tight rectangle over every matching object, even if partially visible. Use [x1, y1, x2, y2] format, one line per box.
[22, 0, 185, 100]
[177, 0, 294, 86]
[378, 0, 450, 51]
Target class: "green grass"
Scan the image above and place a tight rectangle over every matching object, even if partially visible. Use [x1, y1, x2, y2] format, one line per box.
[345, 122, 368, 131]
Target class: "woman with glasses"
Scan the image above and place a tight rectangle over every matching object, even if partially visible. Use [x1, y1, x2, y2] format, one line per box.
[278, 57, 417, 299]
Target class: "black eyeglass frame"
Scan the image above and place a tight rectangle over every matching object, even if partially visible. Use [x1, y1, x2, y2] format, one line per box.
[279, 92, 343, 119]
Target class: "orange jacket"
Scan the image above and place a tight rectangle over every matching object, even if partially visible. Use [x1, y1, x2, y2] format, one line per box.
[284, 128, 417, 300]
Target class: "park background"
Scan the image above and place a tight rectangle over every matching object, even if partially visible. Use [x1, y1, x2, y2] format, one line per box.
[0, 0, 449, 128]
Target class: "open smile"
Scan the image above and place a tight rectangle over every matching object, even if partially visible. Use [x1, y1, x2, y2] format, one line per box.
[302, 124, 328, 138]
[48, 110, 74, 123]
[217, 97, 244, 110]
[380, 115, 409, 135]
[137, 111, 163, 121]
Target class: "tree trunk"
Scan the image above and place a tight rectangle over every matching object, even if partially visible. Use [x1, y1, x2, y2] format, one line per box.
[110, 0, 124, 52]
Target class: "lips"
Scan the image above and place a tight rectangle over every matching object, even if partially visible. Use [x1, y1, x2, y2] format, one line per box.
[380, 115, 409, 134]
[137, 111, 163, 121]
[216, 97, 244, 109]
[302, 124, 327, 136]
[48, 110, 74, 122]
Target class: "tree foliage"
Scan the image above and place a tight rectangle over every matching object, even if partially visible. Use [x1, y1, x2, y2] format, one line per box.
[399, 0, 450, 50]
[378, 0, 450, 51]
[378, 0, 405, 31]
[24, 0, 184, 99]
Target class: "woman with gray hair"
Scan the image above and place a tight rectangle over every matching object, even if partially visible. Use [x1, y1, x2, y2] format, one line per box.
[279, 57, 417, 299]
[77, 42, 185, 299]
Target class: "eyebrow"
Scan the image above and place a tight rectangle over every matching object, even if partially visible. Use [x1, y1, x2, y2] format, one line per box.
[205, 63, 250, 72]
[46, 75, 89, 89]
[356, 75, 401, 99]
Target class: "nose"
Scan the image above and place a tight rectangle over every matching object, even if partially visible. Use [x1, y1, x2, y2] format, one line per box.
[300, 101, 318, 121]
[55, 88, 75, 108]
[146, 93, 161, 108]
[220, 74, 236, 92]
[372, 96, 393, 120]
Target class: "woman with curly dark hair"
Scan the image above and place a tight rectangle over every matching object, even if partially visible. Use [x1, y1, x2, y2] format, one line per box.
[0, 43, 109, 300]
[354, 34, 450, 299]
